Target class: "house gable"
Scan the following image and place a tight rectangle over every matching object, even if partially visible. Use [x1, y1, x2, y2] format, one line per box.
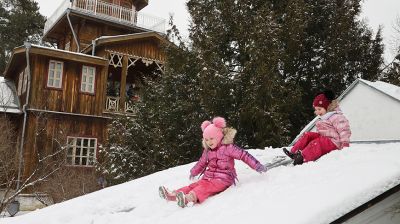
[291, 79, 400, 145]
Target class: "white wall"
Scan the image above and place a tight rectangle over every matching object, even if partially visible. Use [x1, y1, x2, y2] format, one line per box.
[340, 82, 400, 142]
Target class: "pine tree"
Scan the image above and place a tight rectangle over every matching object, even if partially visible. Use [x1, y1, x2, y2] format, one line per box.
[0, 0, 45, 73]
[97, 20, 208, 185]
[273, 0, 384, 139]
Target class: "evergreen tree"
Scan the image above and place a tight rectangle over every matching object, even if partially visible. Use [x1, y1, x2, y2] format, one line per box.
[100, 0, 385, 184]
[0, 0, 45, 73]
[271, 0, 384, 139]
[97, 20, 208, 185]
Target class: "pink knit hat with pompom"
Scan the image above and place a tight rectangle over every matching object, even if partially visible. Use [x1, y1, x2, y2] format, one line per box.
[201, 117, 226, 143]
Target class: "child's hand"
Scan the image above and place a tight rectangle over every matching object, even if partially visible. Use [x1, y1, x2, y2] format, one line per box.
[256, 164, 268, 173]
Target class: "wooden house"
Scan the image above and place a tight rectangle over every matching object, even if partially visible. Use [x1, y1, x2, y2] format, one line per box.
[1, 0, 167, 209]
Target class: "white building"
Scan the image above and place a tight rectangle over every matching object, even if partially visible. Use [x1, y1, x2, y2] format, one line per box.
[292, 78, 400, 144]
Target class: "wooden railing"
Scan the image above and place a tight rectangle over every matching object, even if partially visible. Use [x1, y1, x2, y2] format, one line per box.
[44, 0, 165, 35]
[105, 96, 137, 114]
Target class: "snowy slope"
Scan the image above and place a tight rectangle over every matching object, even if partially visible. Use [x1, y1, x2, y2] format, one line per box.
[3, 143, 400, 224]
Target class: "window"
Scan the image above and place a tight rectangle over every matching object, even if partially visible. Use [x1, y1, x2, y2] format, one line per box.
[66, 137, 97, 166]
[81, 65, 96, 94]
[47, 60, 63, 88]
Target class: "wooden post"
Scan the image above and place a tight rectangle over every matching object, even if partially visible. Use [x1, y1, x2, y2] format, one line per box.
[119, 54, 128, 112]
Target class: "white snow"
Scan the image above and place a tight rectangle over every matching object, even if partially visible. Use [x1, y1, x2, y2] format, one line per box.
[2, 143, 400, 224]
[0, 77, 21, 113]
[360, 79, 400, 102]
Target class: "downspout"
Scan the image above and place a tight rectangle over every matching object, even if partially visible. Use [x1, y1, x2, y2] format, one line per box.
[67, 9, 80, 52]
[91, 39, 96, 56]
[16, 42, 32, 190]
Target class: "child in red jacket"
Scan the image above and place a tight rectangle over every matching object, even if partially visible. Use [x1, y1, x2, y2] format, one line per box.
[284, 90, 351, 165]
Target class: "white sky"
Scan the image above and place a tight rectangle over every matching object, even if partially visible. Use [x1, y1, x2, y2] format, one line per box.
[35, 0, 400, 62]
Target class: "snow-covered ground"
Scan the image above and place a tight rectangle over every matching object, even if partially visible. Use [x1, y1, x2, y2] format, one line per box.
[2, 143, 400, 224]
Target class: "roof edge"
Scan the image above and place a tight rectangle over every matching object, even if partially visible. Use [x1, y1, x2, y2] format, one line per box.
[331, 182, 400, 223]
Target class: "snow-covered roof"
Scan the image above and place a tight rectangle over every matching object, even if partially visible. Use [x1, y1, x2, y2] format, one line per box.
[29, 44, 105, 60]
[0, 76, 21, 114]
[3, 143, 400, 224]
[359, 79, 400, 102]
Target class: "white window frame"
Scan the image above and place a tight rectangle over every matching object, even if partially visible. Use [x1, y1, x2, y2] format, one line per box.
[66, 136, 97, 166]
[81, 65, 96, 94]
[47, 60, 63, 89]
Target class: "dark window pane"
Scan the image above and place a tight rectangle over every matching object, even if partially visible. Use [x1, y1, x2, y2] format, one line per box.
[75, 157, 80, 165]
[77, 138, 82, 146]
[90, 139, 96, 147]
[82, 148, 88, 156]
[82, 157, 87, 165]
[75, 148, 81, 156]
[83, 139, 89, 147]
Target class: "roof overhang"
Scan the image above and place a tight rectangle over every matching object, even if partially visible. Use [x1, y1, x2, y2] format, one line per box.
[82, 31, 171, 54]
[3, 44, 108, 78]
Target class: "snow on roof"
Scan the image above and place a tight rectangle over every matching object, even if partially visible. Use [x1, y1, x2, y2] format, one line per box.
[29, 44, 106, 60]
[3, 143, 400, 224]
[360, 79, 400, 102]
[0, 76, 21, 113]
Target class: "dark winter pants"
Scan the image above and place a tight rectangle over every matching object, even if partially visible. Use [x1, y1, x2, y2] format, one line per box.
[291, 132, 337, 162]
[176, 179, 229, 203]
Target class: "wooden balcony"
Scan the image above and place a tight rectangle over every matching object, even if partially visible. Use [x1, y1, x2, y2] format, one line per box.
[44, 0, 165, 36]
[105, 96, 138, 114]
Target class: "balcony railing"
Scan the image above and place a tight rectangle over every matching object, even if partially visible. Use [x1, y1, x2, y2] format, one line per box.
[105, 96, 138, 114]
[44, 0, 165, 36]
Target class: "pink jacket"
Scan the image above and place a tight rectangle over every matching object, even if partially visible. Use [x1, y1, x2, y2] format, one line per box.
[190, 128, 262, 186]
[315, 101, 351, 149]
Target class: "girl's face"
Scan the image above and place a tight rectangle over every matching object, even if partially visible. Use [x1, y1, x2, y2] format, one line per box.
[204, 137, 219, 149]
[314, 106, 327, 116]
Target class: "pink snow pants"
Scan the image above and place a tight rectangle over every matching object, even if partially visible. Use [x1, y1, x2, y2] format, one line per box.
[176, 179, 230, 203]
[291, 132, 337, 162]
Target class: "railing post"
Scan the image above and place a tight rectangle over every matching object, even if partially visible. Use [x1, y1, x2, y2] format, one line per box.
[94, 0, 97, 14]
[119, 5, 122, 21]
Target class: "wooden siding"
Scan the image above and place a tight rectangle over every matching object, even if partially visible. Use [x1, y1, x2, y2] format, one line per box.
[29, 54, 108, 116]
[22, 113, 107, 183]
[102, 39, 165, 62]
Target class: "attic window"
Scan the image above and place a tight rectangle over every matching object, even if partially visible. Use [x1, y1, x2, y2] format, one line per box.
[66, 137, 97, 166]
[81, 65, 96, 94]
[47, 60, 63, 89]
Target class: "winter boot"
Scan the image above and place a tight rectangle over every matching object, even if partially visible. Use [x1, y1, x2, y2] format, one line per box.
[176, 191, 197, 208]
[293, 151, 304, 166]
[159, 186, 176, 201]
[283, 148, 295, 159]
[176, 192, 187, 208]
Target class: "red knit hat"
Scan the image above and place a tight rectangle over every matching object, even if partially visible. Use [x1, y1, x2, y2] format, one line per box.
[313, 93, 331, 110]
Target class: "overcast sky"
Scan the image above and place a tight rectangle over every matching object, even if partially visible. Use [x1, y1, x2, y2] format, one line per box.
[36, 0, 399, 63]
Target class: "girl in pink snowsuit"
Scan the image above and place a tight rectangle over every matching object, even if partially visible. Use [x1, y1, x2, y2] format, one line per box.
[159, 117, 267, 207]
[284, 91, 351, 165]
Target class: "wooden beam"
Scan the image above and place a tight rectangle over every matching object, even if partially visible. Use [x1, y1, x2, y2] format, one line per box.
[30, 47, 108, 66]
[119, 55, 128, 112]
